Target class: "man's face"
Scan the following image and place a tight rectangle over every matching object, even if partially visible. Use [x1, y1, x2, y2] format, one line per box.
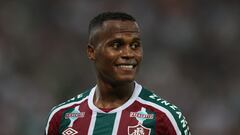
[88, 20, 143, 84]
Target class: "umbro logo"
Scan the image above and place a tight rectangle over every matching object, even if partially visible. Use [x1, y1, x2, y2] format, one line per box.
[62, 127, 78, 135]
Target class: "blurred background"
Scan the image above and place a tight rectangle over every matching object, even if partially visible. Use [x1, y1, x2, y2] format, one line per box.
[0, 0, 239, 134]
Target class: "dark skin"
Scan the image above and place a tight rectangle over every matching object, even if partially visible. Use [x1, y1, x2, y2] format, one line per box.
[87, 20, 143, 109]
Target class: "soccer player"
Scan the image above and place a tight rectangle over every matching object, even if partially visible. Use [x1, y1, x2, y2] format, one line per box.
[45, 12, 191, 135]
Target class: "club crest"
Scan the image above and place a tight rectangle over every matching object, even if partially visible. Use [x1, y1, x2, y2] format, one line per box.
[128, 124, 151, 135]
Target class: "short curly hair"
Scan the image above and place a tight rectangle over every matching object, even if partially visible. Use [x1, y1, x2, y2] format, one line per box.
[88, 12, 136, 35]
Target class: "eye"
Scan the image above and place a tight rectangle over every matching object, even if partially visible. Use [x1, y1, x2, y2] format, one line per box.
[130, 41, 140, 49]
[111, 40, 123, 49]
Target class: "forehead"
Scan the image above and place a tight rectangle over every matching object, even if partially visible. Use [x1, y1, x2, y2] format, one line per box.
[90, 20, 140, 45]
[101, 20, 140, 34]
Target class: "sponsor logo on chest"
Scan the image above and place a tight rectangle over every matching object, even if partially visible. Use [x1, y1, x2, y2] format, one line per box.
[130, 107, 154, 123]
[128, 107, 153, 135]
[62, 105, 85, 135]
[65, 112, 85, 119]
[64, 105, 85, 127]
[130, 112, 153, 119]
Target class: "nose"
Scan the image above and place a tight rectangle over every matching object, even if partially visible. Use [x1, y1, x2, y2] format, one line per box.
[120, 45, 134, 59]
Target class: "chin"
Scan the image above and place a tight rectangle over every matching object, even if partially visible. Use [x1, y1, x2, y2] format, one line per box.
[115, 75, 135, 83]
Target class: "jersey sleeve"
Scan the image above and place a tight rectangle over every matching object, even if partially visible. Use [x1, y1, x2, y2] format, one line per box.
[156, 113, 178, 135]
[155, 100, 191, 135]
[139, 88, 191, 135]
[45, 109, 61, 135]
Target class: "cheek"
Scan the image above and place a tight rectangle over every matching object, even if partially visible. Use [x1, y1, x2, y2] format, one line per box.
[135, 51, 143, 62]
[95, 49, 117, 64]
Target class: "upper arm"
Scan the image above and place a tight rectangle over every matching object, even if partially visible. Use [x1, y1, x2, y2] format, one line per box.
[45, 111, 61, 135]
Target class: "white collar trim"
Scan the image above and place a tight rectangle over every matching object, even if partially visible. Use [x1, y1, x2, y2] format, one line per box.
[88, 82, 142, 113]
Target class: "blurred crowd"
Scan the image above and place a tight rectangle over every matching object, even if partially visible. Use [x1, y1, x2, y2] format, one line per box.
[0, 0, 239, 135]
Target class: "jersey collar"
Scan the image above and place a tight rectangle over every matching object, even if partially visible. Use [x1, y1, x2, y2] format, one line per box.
[88, 81, 142, 113]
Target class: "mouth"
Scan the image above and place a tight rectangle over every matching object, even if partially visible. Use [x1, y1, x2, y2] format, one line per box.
[115, 64, 137, 70]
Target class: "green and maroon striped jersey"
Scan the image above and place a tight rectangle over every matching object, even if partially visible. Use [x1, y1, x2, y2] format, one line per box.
[45, 82, 191, 135]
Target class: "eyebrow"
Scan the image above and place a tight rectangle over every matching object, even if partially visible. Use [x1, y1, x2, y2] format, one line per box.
[133, 37, 141, 40]
[113, 30, 140, 34]
[109, 37, 141, 42]
[131, 37, 141, 42]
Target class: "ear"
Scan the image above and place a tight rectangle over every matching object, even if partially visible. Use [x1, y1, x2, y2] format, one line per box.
[87, 44, 96, 61]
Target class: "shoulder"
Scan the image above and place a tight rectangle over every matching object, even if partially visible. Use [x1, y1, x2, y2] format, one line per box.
[137, 87, 191, 135]
[49, 90, 90, 115]
[45, 90, 91, 135]
[47, 90, 90, 123]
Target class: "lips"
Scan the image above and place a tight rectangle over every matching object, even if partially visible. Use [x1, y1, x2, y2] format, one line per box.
[118, 65, 134, 69]
[115, 64, 137, 70]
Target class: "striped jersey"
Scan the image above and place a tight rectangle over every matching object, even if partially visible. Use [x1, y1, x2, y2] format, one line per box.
[45, 82, 191, 135]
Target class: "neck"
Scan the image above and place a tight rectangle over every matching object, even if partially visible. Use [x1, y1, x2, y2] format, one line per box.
[94, 79, 135, 109]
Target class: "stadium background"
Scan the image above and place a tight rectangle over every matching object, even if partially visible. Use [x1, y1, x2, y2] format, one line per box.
[0, 0, 239, 134]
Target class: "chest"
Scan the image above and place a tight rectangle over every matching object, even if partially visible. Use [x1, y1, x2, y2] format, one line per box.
[59, 107, 157, 135]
